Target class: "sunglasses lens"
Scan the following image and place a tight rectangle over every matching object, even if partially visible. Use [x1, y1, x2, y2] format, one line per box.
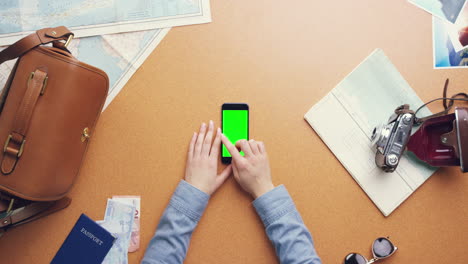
[344, 253, 367, 264]
[372, 237, 395, 258]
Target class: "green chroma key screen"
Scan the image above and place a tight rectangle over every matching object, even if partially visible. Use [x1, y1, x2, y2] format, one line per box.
[222, 110, 248, 157]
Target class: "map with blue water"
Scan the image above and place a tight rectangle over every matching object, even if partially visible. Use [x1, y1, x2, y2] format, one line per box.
[0, 0, 201, 35]
[0, 0, 210, 110]
[0, 28, 170, 110]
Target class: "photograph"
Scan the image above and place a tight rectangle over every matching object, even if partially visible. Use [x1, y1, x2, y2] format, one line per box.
[410, 0, 467, 23]
[446, 3, 468, 51]
[433, 4, 468, 68]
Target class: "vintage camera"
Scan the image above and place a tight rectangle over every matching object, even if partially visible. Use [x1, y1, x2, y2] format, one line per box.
[371, 105, 415, 172]
[372, 105, 468, 173]
[372, 80, 468, 173]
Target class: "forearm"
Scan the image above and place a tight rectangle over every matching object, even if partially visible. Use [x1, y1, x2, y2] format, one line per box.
[253, 185, 321, 264]
[141, 180, 209, 264]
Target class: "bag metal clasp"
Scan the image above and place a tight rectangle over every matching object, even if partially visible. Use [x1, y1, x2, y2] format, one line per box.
[3, 135, 26, 158]
[64, 34, 74, 48]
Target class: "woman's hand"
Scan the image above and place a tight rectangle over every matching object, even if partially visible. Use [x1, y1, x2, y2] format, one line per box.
[184, 121, 232, 195]
[221, 136, 274, 199]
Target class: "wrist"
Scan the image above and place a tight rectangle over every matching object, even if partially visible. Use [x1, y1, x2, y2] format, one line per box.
[184, 179, 211, 195]
[252, 182, 275, 199]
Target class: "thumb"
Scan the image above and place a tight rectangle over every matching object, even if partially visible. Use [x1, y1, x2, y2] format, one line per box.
[214, 165, 232, 191]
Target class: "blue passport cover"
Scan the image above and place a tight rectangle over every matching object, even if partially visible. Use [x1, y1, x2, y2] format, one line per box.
[51, 213, 115, 264]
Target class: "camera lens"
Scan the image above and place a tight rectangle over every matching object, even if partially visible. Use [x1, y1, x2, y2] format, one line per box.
[371, 125, 384, 145]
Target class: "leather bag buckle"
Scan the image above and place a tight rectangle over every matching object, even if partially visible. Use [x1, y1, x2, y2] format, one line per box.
[6, 198, 14, 213]
[64, 34, 73, 48]
[28, 72, 48, 95]
[3, 135, 26, 158]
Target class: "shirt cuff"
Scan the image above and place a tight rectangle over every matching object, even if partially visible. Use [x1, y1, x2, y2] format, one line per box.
[168, 180, 210, 222]
[252, 185, 296, 227]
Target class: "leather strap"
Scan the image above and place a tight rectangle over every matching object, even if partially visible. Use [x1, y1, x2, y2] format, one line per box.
[394, 104, 414, 115]
[0, 26, 73, 65]
[1, 69, 47, 174]
[414, 79, 468, 124]
[0, 196, 71, 231]
[387, 104, 414, 124]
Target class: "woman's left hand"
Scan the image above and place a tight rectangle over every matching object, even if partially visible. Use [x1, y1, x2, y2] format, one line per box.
[184, 121, 232, 195]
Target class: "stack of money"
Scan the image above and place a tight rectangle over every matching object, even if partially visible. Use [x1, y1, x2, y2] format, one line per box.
[111, 196, 141, 252]
[97, 196, 141, 264]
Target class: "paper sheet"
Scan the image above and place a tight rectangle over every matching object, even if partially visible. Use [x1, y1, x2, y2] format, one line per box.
[304, 49, 437, 216]
[0, 0, 210, 45]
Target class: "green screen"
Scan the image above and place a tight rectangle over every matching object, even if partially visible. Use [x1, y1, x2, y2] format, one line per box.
[222, 110, 248, 157]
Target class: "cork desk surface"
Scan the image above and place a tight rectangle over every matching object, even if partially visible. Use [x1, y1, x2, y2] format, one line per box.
[0, 1, 467, 263]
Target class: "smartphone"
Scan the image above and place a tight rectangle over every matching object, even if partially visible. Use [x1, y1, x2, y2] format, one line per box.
[221, 103, 249, 164]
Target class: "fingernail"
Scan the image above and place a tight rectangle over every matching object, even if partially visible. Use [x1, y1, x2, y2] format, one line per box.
[209, 120, 213, 125]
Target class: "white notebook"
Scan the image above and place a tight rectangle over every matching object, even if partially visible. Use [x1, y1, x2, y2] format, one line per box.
[304, 49, 437, 216]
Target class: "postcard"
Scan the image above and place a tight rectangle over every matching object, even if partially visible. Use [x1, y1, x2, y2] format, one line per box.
[433, 16, 468, 68]
[409, 0, 467, 23]
[445, 4, 468, 52]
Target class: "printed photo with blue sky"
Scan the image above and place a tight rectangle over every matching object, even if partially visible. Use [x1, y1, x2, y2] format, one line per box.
[433, 3, 468, 68]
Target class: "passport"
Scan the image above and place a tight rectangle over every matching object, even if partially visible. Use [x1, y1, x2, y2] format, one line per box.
[51, 213, 115, 264]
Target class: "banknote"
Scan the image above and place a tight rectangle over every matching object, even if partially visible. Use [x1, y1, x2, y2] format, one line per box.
[104, 199, 135, 240]
[97, 220, 129, 264]
[112, 195, 141, 252]
[100, 199, 136, 264]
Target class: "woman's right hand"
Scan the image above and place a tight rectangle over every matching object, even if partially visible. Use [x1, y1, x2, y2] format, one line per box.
[221, 135, 274, 199]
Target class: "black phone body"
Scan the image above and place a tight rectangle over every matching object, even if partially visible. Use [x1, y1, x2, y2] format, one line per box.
[221, 103, 249, 164]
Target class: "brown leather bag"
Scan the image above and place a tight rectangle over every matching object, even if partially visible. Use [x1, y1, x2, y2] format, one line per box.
[0, 26, 108, 232]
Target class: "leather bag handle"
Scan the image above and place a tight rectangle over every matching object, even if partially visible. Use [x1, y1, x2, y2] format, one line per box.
[1, 69, 48, 174]
[0, 26, 73, 65]
[0, 196, 71, 232]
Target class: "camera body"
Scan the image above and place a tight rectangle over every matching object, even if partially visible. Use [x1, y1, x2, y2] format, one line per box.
[371, 106, 415, 172]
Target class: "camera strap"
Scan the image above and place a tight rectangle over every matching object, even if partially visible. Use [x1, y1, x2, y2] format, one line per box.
[394, 104, 414, 115]
[413, 79, 468, 124]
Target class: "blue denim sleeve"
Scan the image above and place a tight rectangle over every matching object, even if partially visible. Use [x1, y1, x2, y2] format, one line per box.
[141, 180, 209, 264]
[253, 185, 322, 264]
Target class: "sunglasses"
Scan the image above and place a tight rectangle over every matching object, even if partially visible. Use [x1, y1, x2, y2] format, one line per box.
[343, 237, 397, 264]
